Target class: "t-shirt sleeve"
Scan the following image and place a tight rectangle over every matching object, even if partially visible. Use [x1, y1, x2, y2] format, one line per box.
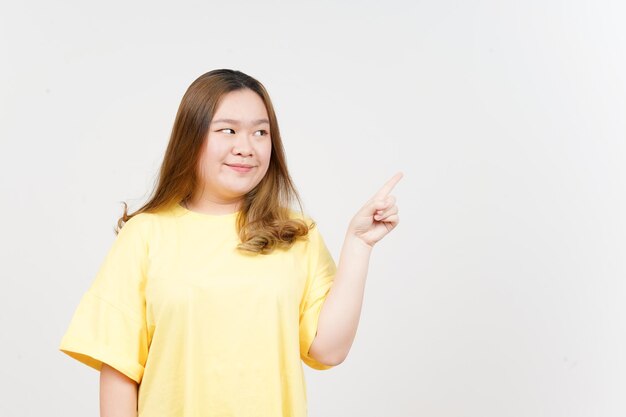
[299, 220, 337, 370]
[58, 215, 150, 384]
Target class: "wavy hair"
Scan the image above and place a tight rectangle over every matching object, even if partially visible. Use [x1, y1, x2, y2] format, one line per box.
[115, 69, 313, 254]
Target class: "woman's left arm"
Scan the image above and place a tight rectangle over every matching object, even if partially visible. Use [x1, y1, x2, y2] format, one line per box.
[308, 172, 403, 366]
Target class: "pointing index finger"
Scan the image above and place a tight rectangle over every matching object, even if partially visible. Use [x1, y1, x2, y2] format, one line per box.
[373, 171, 404, 200]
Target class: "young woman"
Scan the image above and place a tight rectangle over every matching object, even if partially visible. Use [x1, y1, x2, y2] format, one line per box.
[59, 68, 402, 417]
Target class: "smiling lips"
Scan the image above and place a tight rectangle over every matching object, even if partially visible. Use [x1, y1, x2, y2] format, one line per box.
[226, 163, 254, 173]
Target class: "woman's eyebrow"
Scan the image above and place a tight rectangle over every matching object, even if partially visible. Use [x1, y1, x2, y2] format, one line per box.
[212, 118, 270, 126]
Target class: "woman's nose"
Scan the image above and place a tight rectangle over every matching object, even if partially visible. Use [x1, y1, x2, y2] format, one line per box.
[232, 132, 253, 156]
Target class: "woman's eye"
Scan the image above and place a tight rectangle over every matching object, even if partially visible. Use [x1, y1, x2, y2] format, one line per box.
[218, 128, 268, 136]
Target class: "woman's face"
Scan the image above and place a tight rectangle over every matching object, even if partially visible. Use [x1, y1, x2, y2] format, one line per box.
[195, 88, 272, 210]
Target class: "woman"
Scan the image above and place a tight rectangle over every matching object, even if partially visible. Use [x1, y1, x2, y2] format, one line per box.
[59, 68, 402, 417]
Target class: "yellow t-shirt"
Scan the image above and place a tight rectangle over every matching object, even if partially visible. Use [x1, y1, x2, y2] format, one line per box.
[58, 203, 337, 416]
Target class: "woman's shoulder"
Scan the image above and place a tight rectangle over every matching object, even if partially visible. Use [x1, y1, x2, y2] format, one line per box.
[117, 211, 159, 237]
[124, 203, 182, 226]
[125, 211, 158, 225]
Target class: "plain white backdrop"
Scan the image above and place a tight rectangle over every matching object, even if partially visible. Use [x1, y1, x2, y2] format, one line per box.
[1, 0, 625, 416]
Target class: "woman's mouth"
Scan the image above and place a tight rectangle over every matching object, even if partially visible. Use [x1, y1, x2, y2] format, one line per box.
[226, 163, 253, 173]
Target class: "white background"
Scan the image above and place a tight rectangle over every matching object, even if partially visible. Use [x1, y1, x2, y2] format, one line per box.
[1, 0, 625, 416]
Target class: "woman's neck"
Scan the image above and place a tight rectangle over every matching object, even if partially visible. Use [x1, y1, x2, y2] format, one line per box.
[182, 197, 241, 215]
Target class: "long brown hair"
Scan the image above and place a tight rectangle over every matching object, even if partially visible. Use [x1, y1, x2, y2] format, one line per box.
[115, 69, 313, 254]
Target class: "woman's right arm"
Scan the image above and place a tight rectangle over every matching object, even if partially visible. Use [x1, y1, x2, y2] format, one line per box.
[100, 363, 138, 417]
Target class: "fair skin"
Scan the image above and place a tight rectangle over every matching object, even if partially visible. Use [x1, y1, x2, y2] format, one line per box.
[185, 88, 272, 215]
[100, 88, 402, 412]
[191, 89, 402, 366]
[100, 363, 138, 416]
[99, 88, 272, 416]
[308, 172, 402, 365]
[185, 88, 404, 366]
